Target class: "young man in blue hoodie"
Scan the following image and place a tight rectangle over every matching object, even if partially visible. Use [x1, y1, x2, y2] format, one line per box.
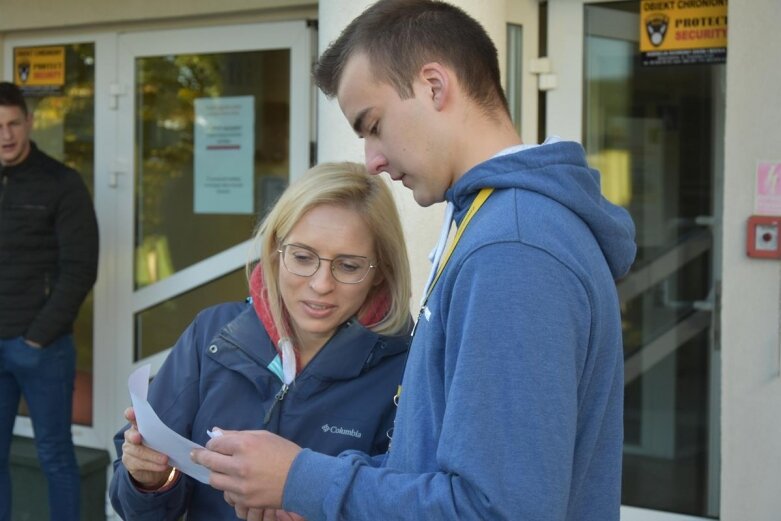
[192, 1, 637, 519]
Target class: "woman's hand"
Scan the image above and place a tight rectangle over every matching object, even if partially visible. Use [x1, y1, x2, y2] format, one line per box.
[121, 406, 176, 489]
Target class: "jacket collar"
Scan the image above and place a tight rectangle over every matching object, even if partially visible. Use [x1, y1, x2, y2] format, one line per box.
[2, 141, 40, 176]
[215, 304, 408, 383]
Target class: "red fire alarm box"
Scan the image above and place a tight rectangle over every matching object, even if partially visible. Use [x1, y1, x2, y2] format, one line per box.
[747, 215, 781, 259]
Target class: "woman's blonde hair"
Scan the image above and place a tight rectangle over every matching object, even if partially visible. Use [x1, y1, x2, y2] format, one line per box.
[251, 162, 411, 346]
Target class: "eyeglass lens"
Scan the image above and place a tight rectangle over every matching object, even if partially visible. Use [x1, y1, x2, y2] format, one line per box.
[281, 245, 371, 284]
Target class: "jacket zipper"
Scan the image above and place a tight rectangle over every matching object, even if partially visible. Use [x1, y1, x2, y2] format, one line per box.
[215, 332, 296, 428]
[263, 382, 289, 426]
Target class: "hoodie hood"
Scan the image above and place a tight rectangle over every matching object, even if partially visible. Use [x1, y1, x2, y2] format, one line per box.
[446, 140, 636, 279]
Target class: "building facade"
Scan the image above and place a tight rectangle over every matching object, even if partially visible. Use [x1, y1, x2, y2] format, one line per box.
[0, 0, 778, 519]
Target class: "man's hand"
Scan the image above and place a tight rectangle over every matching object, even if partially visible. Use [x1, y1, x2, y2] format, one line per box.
[223, 498, 305, 521]
[191, 429, 302, 510]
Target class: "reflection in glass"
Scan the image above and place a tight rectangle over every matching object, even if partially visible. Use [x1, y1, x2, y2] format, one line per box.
[134, 50, 290, 289]
[585, 3, 720, 516]
[22, 43, 95, 426]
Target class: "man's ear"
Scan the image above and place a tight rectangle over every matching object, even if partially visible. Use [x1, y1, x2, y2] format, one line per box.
[419, 62, 450, 110]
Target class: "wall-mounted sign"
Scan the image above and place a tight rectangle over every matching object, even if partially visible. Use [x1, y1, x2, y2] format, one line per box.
[640, 0, 727, 66]
[756, 161, 781, 216]
[194, 96, 255, 215]
[13, 46, 65, 95]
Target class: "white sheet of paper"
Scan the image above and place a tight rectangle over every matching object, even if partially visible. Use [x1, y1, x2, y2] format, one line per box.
[128, 364, 211, 484]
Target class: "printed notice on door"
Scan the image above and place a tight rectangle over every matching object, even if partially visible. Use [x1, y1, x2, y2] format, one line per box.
[194, 96, 254, 214]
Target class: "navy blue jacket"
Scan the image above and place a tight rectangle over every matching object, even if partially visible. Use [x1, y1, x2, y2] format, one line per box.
[110, 301, 410, 520]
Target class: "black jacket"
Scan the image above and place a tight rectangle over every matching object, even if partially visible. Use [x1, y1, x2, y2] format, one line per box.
[0, 142, 98, 345]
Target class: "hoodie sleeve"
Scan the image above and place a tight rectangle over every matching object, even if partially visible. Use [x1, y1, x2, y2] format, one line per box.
[109, 317, 203, 520]
[284, 242, 597, 520]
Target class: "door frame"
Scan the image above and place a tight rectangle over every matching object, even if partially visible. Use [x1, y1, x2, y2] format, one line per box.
[3, 31, 118, 450]
[543, 1, 722, 519]
[3, 19, 313, 452]
[112, 19, 312, 428]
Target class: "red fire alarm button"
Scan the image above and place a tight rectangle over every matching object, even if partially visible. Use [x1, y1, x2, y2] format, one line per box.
[747, 215, 781, 259]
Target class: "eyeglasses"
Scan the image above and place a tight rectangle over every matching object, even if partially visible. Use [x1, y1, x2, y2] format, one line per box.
[278, 244, 376, 284]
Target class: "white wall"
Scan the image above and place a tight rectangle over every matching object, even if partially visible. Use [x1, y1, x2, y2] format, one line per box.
[317, 0, 508, 309]
[544, 1, 583, 142]
[506, 0, 540, 145]
[0, 0, 312, 31]
[721, 0, 781, 519]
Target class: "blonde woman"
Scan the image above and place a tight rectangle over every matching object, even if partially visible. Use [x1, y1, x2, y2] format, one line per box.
[109, 162, 411, 521]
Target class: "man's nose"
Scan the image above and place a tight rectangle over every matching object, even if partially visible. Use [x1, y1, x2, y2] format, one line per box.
[365, 141, 388, 175]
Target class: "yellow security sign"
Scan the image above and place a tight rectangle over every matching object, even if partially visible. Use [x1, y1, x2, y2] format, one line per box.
[14, 46, 65, 87]
[640, 0, 727, 66]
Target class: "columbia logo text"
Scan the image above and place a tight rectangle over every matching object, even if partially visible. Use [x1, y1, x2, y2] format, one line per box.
[320, 424, 362, 438]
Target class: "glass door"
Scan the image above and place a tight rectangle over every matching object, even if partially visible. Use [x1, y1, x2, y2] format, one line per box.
[3, 32, 116, 450]
[113, 21, 312, 417]
[545, 2, 723, 519]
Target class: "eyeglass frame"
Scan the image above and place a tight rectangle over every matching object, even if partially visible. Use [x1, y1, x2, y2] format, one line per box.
[277, 243, 377, 284]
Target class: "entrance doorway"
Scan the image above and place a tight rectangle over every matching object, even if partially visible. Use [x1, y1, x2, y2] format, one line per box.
[545, 1, 723, 518]
[112, 20, 312, 423]
[3, 20, 313, 456]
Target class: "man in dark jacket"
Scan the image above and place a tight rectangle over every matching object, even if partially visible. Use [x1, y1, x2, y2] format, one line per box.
[0, 81, 98, 521]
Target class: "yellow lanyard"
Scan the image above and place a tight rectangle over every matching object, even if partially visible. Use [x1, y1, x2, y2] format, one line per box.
[422, 187, 494, 306]
[394, 188, 494, 411]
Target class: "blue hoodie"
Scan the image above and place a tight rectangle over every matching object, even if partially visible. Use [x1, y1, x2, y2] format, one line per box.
[285, 140, 637, 520]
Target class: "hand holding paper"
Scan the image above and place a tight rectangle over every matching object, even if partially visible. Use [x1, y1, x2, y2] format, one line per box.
[120, 406, 174, 489]
[127, 364, 211, 484]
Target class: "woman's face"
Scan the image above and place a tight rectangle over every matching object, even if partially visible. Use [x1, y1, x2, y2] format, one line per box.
[279, 204, 379, 352]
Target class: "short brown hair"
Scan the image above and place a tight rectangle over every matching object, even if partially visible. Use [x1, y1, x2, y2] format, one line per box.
[0, 82, 28, 115]
[314, 0, 509, 115]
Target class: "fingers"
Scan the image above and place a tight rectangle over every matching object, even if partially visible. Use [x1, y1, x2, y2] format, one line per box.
[122, 450, 170, 476]
[122, 431, 167, 464]
[192, 447, 235, 473]
[122, 429, 170, 482]
[194, 448, 246, 496]
[234, 503, 249, 519]
[204, 428, 243, 452]
[195, 430, 299, 509]
[124, 406, 137, 422]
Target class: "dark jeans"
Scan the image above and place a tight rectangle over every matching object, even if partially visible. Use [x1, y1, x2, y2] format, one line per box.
[0, 335, 80, 521]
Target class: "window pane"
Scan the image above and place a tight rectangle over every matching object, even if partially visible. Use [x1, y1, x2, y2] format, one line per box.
[135, 268, 248, 360]
[134, 50, 290, 289]
[506, 24, 523, 135]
